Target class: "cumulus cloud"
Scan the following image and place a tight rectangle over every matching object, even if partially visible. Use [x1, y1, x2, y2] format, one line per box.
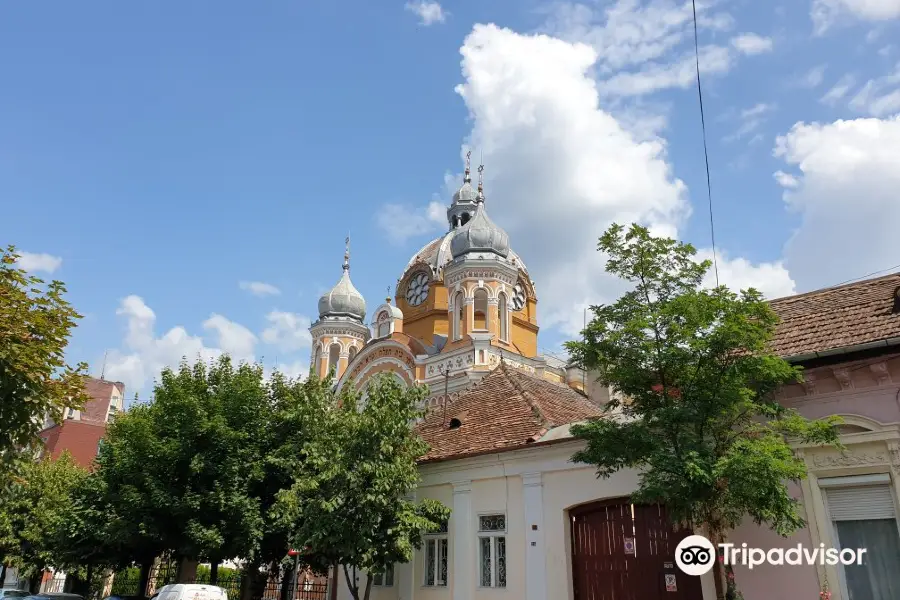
[773, 116, 900, 291]
[405, 1, 446, 26]
[376, 200, 446, 245]
[104, 295, 256, 392]
[812, 0, 900, 35]
[15, 251, 62, 274]
[432, 24, 789, 336]
[773, 170, 800, 189]
[261, 311, 313, 352]
[239, 281, 281, 297]
[698, 249, 796, 298]
[730, 33, 774, 55]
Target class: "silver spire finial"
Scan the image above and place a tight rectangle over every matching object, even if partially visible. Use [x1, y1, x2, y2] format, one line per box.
[343, 236, 350, 271]
[477, 163, 485, 201]
[464, 150, 472, 182]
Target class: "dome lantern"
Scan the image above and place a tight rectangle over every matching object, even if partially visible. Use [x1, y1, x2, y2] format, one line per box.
[446, 150, 479, 230]
[450, 164, 510, 260]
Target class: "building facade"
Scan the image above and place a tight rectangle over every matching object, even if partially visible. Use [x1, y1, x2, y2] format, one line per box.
[311, 155, 900, 600]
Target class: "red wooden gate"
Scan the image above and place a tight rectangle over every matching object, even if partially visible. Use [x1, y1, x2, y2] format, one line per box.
[571, 499, 704, 600]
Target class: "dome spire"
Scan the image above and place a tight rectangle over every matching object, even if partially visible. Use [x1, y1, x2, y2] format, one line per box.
[344, 235, 350, 271]
[464, 150, 472, 183]
[477, 162, 485, 203]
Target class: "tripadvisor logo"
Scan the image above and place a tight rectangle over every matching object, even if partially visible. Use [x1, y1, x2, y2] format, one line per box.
[674, 535, 868, 576]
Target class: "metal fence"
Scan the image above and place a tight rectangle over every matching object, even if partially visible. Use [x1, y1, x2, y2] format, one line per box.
[82, 574, 328, 600]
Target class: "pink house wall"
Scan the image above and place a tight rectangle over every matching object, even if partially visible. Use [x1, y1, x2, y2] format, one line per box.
[732, 352, 900, 600]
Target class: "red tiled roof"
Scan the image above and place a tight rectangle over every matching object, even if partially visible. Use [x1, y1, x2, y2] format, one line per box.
[80, 376, 123, 424]
[769, 273, 900, 358]
[41, 421, 106, 469]
[416, 361, 602, 463]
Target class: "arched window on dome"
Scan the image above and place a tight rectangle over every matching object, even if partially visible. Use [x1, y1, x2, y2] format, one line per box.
[328, 343, 341, 374]
[473, 289, 489, 331]
[453, 292, 464, 340]
[461, 213, 471, 226]
[452, 215, 459, 229]
[377, 311, 390, 338]
[498, 292, 509, 342]
[348, 346, 358, 362]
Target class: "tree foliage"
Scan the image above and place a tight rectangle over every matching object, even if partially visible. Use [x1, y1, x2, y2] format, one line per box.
[0, 452, 87, 576]
[275, 374, 449, 600]
[565, 223, 840, 598]
[0, 245, 87, 480]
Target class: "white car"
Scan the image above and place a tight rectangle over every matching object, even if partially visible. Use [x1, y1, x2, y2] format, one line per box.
[150, 585, 227, 600]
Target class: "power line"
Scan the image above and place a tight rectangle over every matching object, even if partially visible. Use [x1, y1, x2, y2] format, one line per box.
[830, 263, 900, 288]
[690, 0, 719, 287]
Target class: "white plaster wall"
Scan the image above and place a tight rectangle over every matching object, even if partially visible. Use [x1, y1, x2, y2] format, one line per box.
[470, 476, 524, 600]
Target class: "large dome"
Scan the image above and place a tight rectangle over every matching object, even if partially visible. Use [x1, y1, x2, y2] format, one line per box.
[401, 230, 530, 283]
[318, 268, 366, 322]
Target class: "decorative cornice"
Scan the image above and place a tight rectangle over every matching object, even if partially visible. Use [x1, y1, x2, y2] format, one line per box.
[832, 367, 854, 390]
[811, 451, 887, 468]
[870, 361, 892, 386]
[452, 480, 472, 494]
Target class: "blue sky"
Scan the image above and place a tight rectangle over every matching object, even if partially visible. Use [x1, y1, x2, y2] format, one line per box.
[3, 0, 900, 399]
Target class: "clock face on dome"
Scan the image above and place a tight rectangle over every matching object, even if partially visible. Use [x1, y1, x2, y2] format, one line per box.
[511, 281, 527, 311]
[405, 272, 430, 307]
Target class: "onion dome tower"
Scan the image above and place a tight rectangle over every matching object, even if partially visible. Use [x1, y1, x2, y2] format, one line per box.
[309, 237, 370, 380]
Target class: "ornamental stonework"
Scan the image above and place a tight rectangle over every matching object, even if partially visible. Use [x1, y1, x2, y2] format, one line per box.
[811, 452, 888, 468]
[427, 353, 474, 376]
[349, 346, 416, 380]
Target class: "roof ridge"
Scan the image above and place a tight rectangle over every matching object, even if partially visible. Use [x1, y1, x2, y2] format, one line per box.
[498, 361, 552, 432]
[769, 271, 900, 304]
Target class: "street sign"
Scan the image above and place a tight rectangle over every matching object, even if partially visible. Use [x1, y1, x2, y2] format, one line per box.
[288, 549, 299, 556]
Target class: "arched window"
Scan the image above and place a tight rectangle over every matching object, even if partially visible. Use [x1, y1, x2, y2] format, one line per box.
[473, 289, 488, 330]
[377, 311, 390, 338]
[314, 345, 322, 374]
[461, 213, 471, 225]
[348, 346, 358, 362]
[452, 215, 459, 229]
[498, 293, 508, 342]
[454, 292, 464, 340]
[328, 343, 341, 373]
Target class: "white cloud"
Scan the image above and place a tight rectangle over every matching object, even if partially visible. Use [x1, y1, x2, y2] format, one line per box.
[542, 0, 765, 98]
[848, 64, 900, 116]
[376, 200, 446, 244]
[438, 24, 787, 336]
[731, 33, 774, 55]
[405, 1, 446, 25]
[799, 64, 828, 88]
[773, 116, 900, 291]
[724, 102, 776, 142]
[820, 74, 856, 104]
[261, 311, 313, 352]
[812, 0, 900, 35]
[698, 249, 796, 298]
[773, 170, 800, 189]
[239, 281, 281, 297]
[104, 296, 241, 392]
[15, 251, 62, 274]
[204, 314, 257, 361]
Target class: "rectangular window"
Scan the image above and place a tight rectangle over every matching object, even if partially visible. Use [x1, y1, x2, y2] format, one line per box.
[478, 514, 506, 588]
[372, 564, 394, 587]
[823, 477, 900, 599]
[107, 405, 119, 422]
[424, 518, 449, 587]
[66, 408, 76, 419]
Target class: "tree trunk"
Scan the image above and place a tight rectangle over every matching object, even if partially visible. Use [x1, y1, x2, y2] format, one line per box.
[210, 561, 219, 586]
[341, 565, 359, 600]
[28, 571, 42, 594]
[84, 563, 94, 598]
[361, 574, 372, 600]
[177, 558, 198, 584]
[238, 561, 260, 600]
[278, 564, 292, 600]
[1, 564, 7, 589]
[328, 565, 338, 600]
[138, 560, 154, 597]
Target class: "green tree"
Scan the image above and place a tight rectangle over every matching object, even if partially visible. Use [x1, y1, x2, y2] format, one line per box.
[565, 223, 840, 599]
[0, 452, 87, 581]
[0, 245, 87, 480]
[276, 374, 449, 600]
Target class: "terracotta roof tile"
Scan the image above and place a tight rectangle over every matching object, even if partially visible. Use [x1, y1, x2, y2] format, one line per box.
[80, 376, 123, 424]
[416, 362, 601, 462]
[769, 273, 900, 358]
